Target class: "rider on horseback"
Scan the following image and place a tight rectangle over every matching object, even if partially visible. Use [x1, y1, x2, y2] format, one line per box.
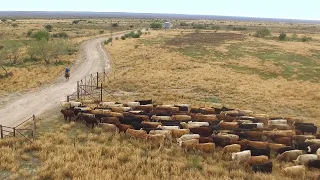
[65, 67, 70, 80]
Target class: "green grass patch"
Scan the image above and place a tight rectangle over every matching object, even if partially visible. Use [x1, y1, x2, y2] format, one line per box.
[224, 65, 279, 79]
[175, 45, 210, 58]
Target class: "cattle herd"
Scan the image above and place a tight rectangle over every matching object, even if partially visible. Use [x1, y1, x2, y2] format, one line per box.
[60, 99, 320, 176]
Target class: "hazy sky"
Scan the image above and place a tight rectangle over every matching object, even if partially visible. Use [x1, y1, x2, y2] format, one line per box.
[1, 0, 319, 20]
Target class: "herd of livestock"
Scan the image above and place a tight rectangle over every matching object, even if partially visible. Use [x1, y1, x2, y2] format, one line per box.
[60, 99, 320, 176]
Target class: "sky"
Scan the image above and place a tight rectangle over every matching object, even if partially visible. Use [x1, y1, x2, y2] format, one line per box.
[0, 0, 319, 20]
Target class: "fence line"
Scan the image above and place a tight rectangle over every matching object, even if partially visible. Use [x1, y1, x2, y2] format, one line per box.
[0, 115, 36, 142]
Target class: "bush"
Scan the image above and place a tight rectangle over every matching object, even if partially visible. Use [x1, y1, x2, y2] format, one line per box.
[104, 37, 113, 45]
[279, 33, 287, 41]
[121, 36, 126, 40]
[211, 26, 220, 30]
[99, 30, 104, 34]
[233, 27, 247, 31]
[254, 28, 271, 38]
[195, 28, 200, 33]
[27, 30, 33, 37]
[52, 32, 68, 38]
[72, 20, 80, 24]
[115, 37, 119, 40]
[193, 24, 206, 29]
[180, 22, 188, 26]
[1, 19, 7, 23]
[11, 23, 18, 28]
[31, 30, 50, 41]
[111, 23, 119, 28]
[150, 22, 162, 29]
[44, 24, 53, 32]
[291, 34, 298, 40]
[301, 36, 312, 42]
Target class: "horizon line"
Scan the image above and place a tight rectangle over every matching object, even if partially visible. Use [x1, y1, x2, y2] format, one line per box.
[0, 10, 319, 21]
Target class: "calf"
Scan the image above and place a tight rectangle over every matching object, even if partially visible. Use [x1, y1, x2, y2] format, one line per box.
[126, 129, 147, 139]
[195, 143, 215, 153]
[246, 145, 270, 157]
[179, 139, 199, 151]
[295, 125, 317, 135]
[116, 124, 133, 133]
[61, 109, 75, 122]
[252, 161, 273, 173]
[232, 150, 251, 163]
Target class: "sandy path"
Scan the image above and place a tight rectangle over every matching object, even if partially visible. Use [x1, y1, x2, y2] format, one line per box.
[0, 35, 117, 127]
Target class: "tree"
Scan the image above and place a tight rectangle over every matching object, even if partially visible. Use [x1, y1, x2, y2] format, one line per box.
[254, 28, 271, 38]
[28, 39, 70, 65]
[1, 19, 7, 23]
[44, 24, 53, 32]
[180, 22, 188, 26]
[150, 22, 162, 29]
[279, 33, 287, 41]
[111, 23, 119, 28]
[72, 20, 80, 24]
[11, 23, 18, 28]
[31, 30, 50, 41]
[1, 43, 21, 65]
[129, 25, 134, 29]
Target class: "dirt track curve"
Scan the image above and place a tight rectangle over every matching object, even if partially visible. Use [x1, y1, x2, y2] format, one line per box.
[0, 35, 118, 127]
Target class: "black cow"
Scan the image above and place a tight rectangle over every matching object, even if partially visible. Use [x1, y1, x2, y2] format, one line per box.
[213, 107, 234, 114]
[77, 113, 99, 129]
[307, 160, 320, 169]
[294, 142, 315, 151]
[294, 122, 314, 127]
[212, 136, 232, 147]
[239, 123, 257, 130]
[277, 146, 295, 155]
[119, 116, 143, 125]
[189, 127, 213, 137]
[246, 145, 271, 157]
[135, 99, 152, 105]
[307, 144, 320, 154]
[252, 161, 273, 173]
[160, 120, 183, 129]
[295, 125, 317, 135]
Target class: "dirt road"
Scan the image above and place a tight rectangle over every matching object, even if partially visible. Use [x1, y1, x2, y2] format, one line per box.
[0, 35, 115, 127]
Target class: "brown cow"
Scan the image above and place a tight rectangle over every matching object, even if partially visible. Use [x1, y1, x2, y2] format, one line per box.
[189, 127, 213, 137]
[199, 137, 214, 143]
[100, 123, 118, 133]
[246, 131, 262, 140]
[247, 156, 269, 165]
[267, 143, 286, 151]
[274, 137, 292, 146]
[223, 144, 241, 154]
[135, 115, 150, 122]
[247, 141, 268, 149]
[61, 109, 75, 122]
[218, 122, 239, 130]
[141, 121, 162, 128]
[195, 143, 215, 153]
[100, 117, 120, 125]
[171, 129, 190, 139]
[126, 129, 147, 139]
[146, 134, 166, 149]
[116, 124, 133, 133]
[179, 139, 199, 151]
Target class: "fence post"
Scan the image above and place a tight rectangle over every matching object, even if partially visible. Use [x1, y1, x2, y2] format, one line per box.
[32, 114, 36, 141]
[100, 83, 103, 102]
[77, 81, 80, 99]
[67, 95, 69, 102]
[97, 72, 99, 89]
[103, 70, 106, 84]
[13, 127, 16, 137]
[0, 125, 3, 139]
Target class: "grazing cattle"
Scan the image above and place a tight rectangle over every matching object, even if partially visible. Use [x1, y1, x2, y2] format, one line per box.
[316, 134, 320, 139]
[317, 148, 320, 156]
[151, 115, 172, 121]
[305, 139, 320, 144]
[268, 119, 287, 125]
[292, 135, 316, 144]
[170, 129, 190, 138]
[269, 124, 291, 130]
[214, 106, 234, 114]
[232, 150, 251, 163]
[293, 154, 318, 165]
[116, 124, 133, 133]
[295, 142, 315, 151]
[100, 117, 120, 125]
[238, 110, 254, 116]
[247, 145, 271, 157]
[135, 104, 153, 113]
[171, 115, 191, 121]
[233, 140, 248, 151]
[191, 114, 218, 122]
[158, 125, 180, 130]
[239, 123, 257, 130]
[277, 146, 295, 155]
[247, 141, 268, 149]
[135, 99, 152, 105]
[295, 122, 314, 127]
[218, 122, 239, 130]
[295, 125, 317, 135]
[119, 117, 141, 125]
[195, 143, 215, 153]
[212, 136, 232, 147]
[146, 134, 165, 149]
[216, 133, 239, 142]
[285, 117, 303, 126]
[126, 129, 147, 139]
[141, 121, 162, 128]
[199, 137, 214, 143]
[307, 160, 320, 169]
[222, 144, 241, 154]
[252, 161, 273, 173]
[246, 131, 262, 140]
[236, 120, 253, 124]
[247, 155, 269, 165]
[180, 121, 209, 129]
[307, 144, 320, 154]
[149, 130, 172, 140]
[189, 127, 213, 137]
[77, 113, 98, 128]
[276, 150, 303, 162]
[100, 123, 118, 133]
[274, 137, 292, 146]
[262, 130, 296, 141]
[267, 143, 286, 151]
[61, 109, 75, 121]
[134, 115, 150, 122]
[155, 105, 179, 113]
[111, 107, 132, 113]
[177, 134, 200, 143]
[216, 114, 236, 122]
[124, 102, 140, 108]
[174, 104, 189, 112]
[179, 139, 199, 151]
[283, 165, 305, 177]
